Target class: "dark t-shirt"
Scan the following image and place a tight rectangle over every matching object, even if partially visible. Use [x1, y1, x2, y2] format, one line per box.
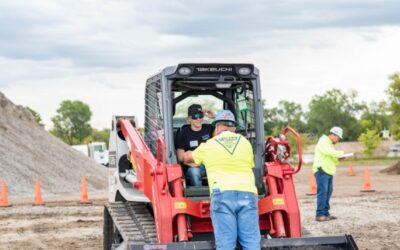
[176, 124, 214, 172]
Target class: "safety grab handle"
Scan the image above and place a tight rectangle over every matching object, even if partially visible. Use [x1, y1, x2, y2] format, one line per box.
[283, 127, 302, 174]
[156, 137, 168, 194]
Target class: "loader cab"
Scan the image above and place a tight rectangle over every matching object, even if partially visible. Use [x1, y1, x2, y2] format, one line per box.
[144, 64, 266, 196]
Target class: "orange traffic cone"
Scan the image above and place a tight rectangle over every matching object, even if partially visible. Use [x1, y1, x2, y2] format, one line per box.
[348, 162, 355, 176]
[1, 178, 12, 207]
[80, 176, 92, 204]
[33, 177, 44, 206]
[361, 165, 375, 192]
[306, 170, 317, 195]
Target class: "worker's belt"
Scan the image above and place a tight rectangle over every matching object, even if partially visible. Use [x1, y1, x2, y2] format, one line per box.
[317, 167, 332, 176]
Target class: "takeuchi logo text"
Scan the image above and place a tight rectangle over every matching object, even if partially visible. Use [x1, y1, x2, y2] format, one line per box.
[196, 67, 233, 72]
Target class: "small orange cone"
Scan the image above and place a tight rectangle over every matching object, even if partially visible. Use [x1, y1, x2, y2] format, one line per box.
[1, 178, 12, 207]
[348, 162, 355, 176]
[33, 177, 44, 206]
[361, 165, 375, 192]
[306, 170, 317, 195]
[80, 176, 92, 204]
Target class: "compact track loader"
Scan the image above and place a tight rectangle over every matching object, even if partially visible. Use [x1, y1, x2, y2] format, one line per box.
[104, 63, 358, 250]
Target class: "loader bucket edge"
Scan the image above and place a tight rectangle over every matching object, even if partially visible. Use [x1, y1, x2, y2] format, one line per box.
[262, 235, 358, 250]
[123, 234, 357, 250]
[126, 240, 215, 250]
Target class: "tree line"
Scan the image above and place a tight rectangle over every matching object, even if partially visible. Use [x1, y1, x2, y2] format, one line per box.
[27, 72, 400, 152]
[27, 100, 109, 146]
[265, 73, 397, 134]
[263, 73, 399, 156]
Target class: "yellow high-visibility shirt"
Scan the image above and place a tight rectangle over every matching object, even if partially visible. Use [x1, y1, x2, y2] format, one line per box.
[312, 135, 344, 175]
[192, 131, 257, 194]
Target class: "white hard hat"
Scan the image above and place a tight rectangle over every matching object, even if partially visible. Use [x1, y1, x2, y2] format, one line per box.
[330, 127, 343, 139]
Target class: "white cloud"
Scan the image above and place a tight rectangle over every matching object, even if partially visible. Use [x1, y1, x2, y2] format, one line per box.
[2, 67, 150, 129]
[238, 26, 399, 107]
[1, 1, 400, 129]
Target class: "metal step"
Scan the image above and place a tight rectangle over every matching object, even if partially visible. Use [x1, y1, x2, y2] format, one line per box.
[184, 186, 210, 197]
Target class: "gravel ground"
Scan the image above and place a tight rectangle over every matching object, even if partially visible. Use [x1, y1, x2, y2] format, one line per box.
[0, 196, 105, 250]
[296, 164, 400, 250]
[0, 164, 399, 250]
[300, 194, 400, 249]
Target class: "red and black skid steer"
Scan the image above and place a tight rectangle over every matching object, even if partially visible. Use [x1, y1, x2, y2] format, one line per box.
[103, 63, 358, 250]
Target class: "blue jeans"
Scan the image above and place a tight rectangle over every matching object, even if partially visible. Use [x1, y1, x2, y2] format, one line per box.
[315, 171, 333, 217]
[211, 191, 260, 250]
[186, 165, 206, 186]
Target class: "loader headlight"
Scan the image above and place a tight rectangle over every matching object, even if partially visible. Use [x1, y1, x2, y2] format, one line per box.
[238, 67, 251, 76]
[178, 66, 192, 76]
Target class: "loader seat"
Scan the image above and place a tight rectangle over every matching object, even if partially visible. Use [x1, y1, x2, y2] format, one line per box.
[173, 117, 188, 148]
[174, 124, 190, 150]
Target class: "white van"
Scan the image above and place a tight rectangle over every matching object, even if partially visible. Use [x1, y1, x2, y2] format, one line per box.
[72, 142, 109, 166]
[387, 144, 400, 157]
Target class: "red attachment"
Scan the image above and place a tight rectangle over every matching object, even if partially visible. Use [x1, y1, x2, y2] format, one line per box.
[259, 127, 302, 237]
[119, 119, 304, 242]
[282, 127, 303, 174]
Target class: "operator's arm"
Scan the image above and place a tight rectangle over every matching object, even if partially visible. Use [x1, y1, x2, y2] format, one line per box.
[177, 149, 185, 162]
[177, 131, 201, 167]
[183, 151, 194, 164]
[184, 142, 206, 166]
[204, 109, 215, 119]
[176, 129, 187, 162]
[181, 150, 200, 167]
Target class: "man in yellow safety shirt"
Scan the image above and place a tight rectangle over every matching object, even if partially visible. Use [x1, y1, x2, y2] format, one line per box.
[313, 126, 345, 222]
[184, 110, 260, 250]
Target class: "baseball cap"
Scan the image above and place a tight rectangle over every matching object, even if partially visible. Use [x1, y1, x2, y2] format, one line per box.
[188, 104, 203, 118]
[330, 126, 343, 139]
[211, 110, 238, 126]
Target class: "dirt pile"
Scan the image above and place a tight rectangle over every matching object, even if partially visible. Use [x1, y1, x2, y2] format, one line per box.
[0, 92, 108, 197]
[380, 161, 400, 175]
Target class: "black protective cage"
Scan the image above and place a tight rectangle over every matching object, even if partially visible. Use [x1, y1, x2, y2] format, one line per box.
[144, 63, 265, 192]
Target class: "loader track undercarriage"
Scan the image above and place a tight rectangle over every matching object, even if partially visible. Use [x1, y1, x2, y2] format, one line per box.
[105, 201, 157, 245]
[104, 201, 358, 250]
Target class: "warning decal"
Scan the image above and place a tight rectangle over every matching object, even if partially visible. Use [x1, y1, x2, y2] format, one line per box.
[215, 136, 241, 155]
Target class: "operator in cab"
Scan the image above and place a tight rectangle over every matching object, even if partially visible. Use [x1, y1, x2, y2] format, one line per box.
[176, 104, 214, 186]
[183, 110, 260, 250]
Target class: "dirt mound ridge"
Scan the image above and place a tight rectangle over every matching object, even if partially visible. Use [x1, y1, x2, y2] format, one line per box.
[380, 162, 400, 175]
[0, 92, 108, 197]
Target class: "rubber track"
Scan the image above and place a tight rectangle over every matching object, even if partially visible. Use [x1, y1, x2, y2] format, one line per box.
[106, 201, 157, 244]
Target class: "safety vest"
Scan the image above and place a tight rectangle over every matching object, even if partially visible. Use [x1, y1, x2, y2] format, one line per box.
[192, 131, 257, 194]
[312, 135, 344, 175]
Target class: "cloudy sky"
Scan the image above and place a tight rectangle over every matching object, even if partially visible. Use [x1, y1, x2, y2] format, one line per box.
[1, 1, 400, 129]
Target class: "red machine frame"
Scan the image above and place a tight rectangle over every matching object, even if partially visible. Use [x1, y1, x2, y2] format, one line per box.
[120, 119, 303, 243]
